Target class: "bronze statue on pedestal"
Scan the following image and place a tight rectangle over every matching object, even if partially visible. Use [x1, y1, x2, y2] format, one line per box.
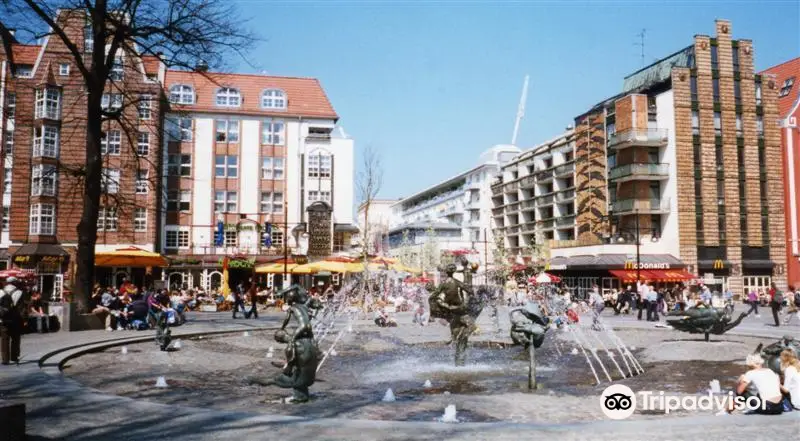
[429, 258, 479, 366]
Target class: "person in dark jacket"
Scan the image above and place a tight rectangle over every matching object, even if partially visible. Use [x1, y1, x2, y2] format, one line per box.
[1, 277, 26, 365]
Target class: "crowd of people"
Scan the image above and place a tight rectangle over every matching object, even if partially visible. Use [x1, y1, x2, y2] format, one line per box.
[718, 349, 800, 415]
[88, 278, 188, 331]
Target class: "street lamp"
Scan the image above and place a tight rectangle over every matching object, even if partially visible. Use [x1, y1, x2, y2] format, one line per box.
[606, 208, 660, 285]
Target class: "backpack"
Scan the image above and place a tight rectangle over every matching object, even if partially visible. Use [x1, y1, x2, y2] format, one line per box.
[794, 292, 800, 307]
[773, 290, 784, 305]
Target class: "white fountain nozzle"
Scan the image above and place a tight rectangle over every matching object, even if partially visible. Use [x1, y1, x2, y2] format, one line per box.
[155, 376, 168, 388]
[243, 331, 251, 337]
[382, 388, 396, 402]
[330, 349, 338, 356]
[570, 348, 579, 355]
[423, 380, 433, 388]
[173, 340, 182, 349]
[121, 346, 128, 355]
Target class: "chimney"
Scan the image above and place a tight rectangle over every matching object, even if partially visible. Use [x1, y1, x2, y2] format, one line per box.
[195, 60, 208, 72]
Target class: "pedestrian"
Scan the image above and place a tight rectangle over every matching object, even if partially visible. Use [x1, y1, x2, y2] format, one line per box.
[724, 287, 734, 312]
[637, 280, 649, 321]
[245, 282, 259, 319]
[232, 281, 247, 319]
[769, 282, 783, 327]
[0, 277, 26, 365]
[746, 289, 760, 317]
[647, 283, 659, 321]
[783, 286, 800, 325]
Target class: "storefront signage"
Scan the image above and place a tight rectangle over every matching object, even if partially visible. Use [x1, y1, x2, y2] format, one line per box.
[713, 259, 725, 270]
[218, 257, 255, 269]
[13, 256, 31, 264]
[547, 264, 567, 270]
[12, 255, 65, 267]
[307, 207, 332, 259]
[624, 261, 671, 270]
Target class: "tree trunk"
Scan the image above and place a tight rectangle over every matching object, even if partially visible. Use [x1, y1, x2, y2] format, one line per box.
[74, 85, 104, 312]
[361, 203, 370, 312]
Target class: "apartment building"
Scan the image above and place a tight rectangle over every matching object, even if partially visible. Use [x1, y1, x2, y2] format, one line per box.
[0, 11, 165, 300]
[538, 19, 786, 296]
[161, 70, 356, 290]
[491, 131, 576, 257]
[762, 57, 800, 289]
[356, 199, 400, 256]
[387, 145, 520, 267]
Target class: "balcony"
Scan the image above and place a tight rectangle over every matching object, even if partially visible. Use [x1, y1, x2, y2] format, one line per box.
[520, 199, 537, 211]
[608, 163, 669, 182]
[305, 133, 331, 144]
[521, 223, 537, 233]
[538, 219, 555, 230]
[519, 175, 536, 189]
[492, 207, 504, 217]
[463, 219, 480, 228]
[507, 202, 520, 212]
[504, 181, 519, 193]
[507, 226, 521, 234]
[536, 169, 554, 182]
[537, 193, 555, 206]
[554, 163, 575, 177]
[611, 197, 671, 215]
[465, 199, 481, 210]
[608, 128, 668, 150]
[556, 188, 575, 203]
[491, 182, 503, 196]
[439, 204, 463, 217]
[556, 214, 576, 226]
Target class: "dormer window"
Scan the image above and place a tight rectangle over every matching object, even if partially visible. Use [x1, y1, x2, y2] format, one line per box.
[169, 84, 194, 104]
[35, 88, 61, 120]
[216, 87, 240, 107]
[261, 89, 286, 109]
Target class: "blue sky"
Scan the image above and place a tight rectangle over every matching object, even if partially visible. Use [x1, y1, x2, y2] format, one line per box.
[234, 0, 799, 201]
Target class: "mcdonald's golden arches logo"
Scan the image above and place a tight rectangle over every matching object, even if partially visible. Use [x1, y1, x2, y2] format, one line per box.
[713, 259, 724, 270]
[625, 261, 635, 270]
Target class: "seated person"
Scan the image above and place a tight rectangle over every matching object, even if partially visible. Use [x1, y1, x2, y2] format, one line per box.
[27, 290, 52, 332]
[412, 304, 428, 326]
[720, 353, 784, 415]
[127, 296, 150, 330]
[373, 308, 397, 327]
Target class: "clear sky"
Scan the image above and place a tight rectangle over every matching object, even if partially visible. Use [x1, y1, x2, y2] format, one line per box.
[233, 0, 799, 201]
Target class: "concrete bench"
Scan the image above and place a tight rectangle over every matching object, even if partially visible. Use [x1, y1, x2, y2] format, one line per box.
[0, 400, 25, 441]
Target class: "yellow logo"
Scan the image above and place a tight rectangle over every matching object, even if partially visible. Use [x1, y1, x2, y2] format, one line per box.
[625, 261, 635, 270]
[713, 259, 724, 270]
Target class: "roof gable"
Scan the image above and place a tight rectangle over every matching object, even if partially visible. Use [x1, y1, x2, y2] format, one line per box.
[761, 57, 800, 118]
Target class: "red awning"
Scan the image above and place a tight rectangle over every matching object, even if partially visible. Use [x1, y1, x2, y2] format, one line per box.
[610, 269, 695, 283]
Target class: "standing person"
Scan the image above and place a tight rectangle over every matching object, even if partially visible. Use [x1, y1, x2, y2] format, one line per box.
[746, 289, 760, 317]
[232, 281, 247, 319]
[589, 285, 604, 330]
[637, 281, 649, 321]
[769, 282, 783, 327]
[245, 282, 259, 319]
[700, 284, 712, 307]
[0, 277, 25, 365]
[783, 286, 800, 325]
[647, 283, 659, 321]
[724, 287, 734, 312]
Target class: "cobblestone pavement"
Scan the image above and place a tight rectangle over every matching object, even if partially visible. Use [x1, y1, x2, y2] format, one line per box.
[0, 309, 798, 441]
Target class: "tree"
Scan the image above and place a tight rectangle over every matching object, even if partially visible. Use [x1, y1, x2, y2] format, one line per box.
[396, 229, 416, 269]
[491, 234, 512, 283]
[526, 230, 550, 273]
[420, 227, 440, 274]
[0, 1, 252, 310]
[355, 145, 382, 308]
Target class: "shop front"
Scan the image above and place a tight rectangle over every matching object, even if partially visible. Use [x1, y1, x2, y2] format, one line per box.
[166, 255, 285, 292]
[10, 243, 69, 302]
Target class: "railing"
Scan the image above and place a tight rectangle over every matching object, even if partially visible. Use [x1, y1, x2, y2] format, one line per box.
[492, 207, 504, 216]
[536, 170, 554, 181]
[539, 219, 554, 229]
[522, 223, 537, 233]
[556, 214, 575, 226]
[612, 197, 671, 213]
[521, 199, 537, 210]
[507, 202, 520, 212]
[491, 183, 503, 196]
[607, 128, 668, 148]
[504, 181, 519, 192]
[507, 226, 520, 234]
[305, 134, 331, 143]
[608, 163, 669, 180]
[556, 189, 575, 202]
[519, 176, 536, 188]
[554, 163, 575, 176]
[549, 236, 604, 249]
[537, 193, 554, 205]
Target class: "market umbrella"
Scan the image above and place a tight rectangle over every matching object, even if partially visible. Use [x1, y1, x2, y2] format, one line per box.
[370, 257, 397, 266]
[393, 263, 422, 274]
[95, 246, 168, 267]
[306, 260, 355, 274]
[0, 269, 35, 279]
[255, 262, 302, 274]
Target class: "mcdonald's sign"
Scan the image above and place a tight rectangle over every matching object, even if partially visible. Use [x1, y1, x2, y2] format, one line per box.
[713, 259, 725, 270]
[624, 261, 670, 270]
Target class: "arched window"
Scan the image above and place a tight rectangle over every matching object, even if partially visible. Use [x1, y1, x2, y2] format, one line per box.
[216, 87, 241, 107]
[261, 89, 286, 109]
[169, 84, 194, 104]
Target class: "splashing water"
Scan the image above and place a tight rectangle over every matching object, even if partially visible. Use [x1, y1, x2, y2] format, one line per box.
[439, 404, 458, 423]
[172, 340, 182, 350]
[709, 379, 721, 394]
[382, 388, 396, 402]
[243, 331, 250, 337]
[121, 346, 128, 355]
[424, 380, 432, 388]
[155, 376, 168, 388]
[570, 348, 579, 355]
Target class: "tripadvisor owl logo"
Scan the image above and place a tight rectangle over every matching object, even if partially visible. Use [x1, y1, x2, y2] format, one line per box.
[600, 384, 636, 420]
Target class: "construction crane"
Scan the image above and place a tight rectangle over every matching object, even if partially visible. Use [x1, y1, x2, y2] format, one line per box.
[511, 75, 529, 146]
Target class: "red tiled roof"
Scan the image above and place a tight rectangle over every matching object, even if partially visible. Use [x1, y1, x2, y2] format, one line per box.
[164, 70, 338, 120]
[11, 44, 41, 65]
[761, 57, 800, 118]
[141, 55, 160, 76]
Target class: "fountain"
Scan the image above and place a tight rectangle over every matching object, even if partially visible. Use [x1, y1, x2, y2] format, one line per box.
[709, 379, 721, 394]
[666, 307, 748, 341]
[243, 331, 251, 337]
[423, 380, 432, 388]
[155, 376, 168, 388]
[439, 404, 458, 423]
[172, 340, 182, 350]
[382, 388, 396, 402]
[120, 346, 128, 355]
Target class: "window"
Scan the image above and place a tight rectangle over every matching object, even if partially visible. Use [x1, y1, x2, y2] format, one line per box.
[647, 147, 659, 164]
[3, 166, 10, 194]
[691, 110, 700, 135]
[261, 157, 285, 179]
[35, 88, 61, 120]
[6, 93, 14, 120]
[84, 26, 93, 52]
[138, 95, 152, 120]
[756, 115, 764, 138]
[732, 45, 740, 71]
[167, 154, 191, 176]
[136, 169, 149, 194]
[712, 78, 720, 102]
[713, 112, 722, 136]
[31, 164, 57, 196]
[98, 206, 118, 231]
[4, 130, 13, 155]
[134, 208, 147, 232]
[262, 121, 285, 144]
[2, 206, 8, 231]
[270, 229, 284, 248]
[33, 125, 59, 158]
[736, 115, 743, 136]
[59, 63, 70, 76]
[308, 190, 331, 203]
[167, 190, 191, 211]
[261, 89, 286, 109]
[215, 120, 239, 142]
[215, 87, 240, 107]
[29, 204, 55, 235]
[308, 155, 319, 178]
[224, 230, 237, 247]
[215, 155, 238, 178]
[169, 85, 194, 104]
[308, 154, 331, 178]
[690, 76, 698, 101]
[15, 65, 32, 78]
[101, 93, 123, 111]
[214, 191, 238, 213]
[780, 77, 795, 98]
[167, 117, 193, 141]
[165, 229, 190, 249]
[734, 80, 741, 103]
[101, 130, 121, 155]
[102, 169, 120, 194]
[110, 57, 124, 81]
[260, 192, 283, 213]
[711, 44, 718, 70]
[137, 132, 150, 156]
[755, 83, 762, 106]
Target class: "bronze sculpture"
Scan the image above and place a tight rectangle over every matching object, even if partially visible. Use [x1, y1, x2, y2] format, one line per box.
[758, 335, 800, 374]
[509, 302, 550, 389]
[428, 259, 481, 366]
[665, 306, 747, 341]
[270, 285, 320, 402]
